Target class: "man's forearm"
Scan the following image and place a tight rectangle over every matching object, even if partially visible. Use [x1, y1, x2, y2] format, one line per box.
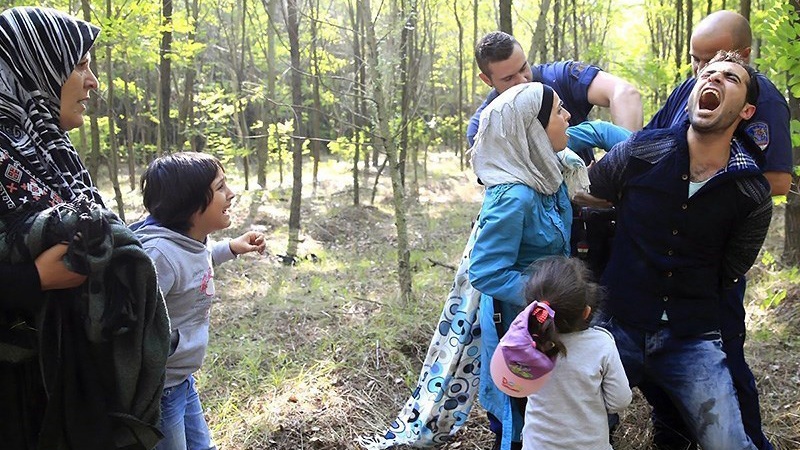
[764, 171, 792, 196]
[609, 84, 643, 132]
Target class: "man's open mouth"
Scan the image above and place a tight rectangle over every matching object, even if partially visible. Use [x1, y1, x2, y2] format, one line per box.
[699, 88, 720, 111]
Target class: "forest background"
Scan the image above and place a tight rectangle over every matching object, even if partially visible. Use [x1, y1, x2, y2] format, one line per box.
[10, 0, 800, 448]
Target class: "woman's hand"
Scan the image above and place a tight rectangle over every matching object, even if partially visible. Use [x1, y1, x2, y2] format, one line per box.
[572, 191, 613, 208]
[35, 243, 87, 290]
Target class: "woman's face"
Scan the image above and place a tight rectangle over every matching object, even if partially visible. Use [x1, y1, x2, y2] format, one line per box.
[59, 53, 98, 131]
[545, 92, 571, 151]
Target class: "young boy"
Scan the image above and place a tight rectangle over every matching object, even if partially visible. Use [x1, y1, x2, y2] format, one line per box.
[132, 152, 265, 450]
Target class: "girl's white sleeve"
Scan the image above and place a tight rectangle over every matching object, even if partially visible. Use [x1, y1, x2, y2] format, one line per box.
[600, 333, 632, 414]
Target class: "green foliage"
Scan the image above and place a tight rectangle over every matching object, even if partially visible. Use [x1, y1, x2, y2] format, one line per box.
[758, 251, 800, 309]
[327, 130, 369, 161]
[754, 3, 800, 96]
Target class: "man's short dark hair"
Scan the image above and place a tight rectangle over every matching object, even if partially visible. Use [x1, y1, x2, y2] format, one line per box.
[475, 31, 521, 76]
[706, 50, 759, 106]
[141, 152, 224, 233]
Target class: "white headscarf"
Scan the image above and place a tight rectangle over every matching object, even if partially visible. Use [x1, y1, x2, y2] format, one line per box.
[470, 82, 564, 195]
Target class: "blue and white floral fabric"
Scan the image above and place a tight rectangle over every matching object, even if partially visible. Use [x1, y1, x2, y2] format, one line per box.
[359, 223, 482, 449]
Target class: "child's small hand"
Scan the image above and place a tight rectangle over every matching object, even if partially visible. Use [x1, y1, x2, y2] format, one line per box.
[229, 231, 266, 256]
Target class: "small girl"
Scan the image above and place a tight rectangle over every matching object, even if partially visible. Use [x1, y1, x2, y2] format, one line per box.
[491, 255, 631, 450]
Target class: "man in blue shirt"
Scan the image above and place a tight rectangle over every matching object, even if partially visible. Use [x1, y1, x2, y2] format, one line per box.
[642, 11, 789, 450]
[587, 52, 771, 450]
[466, 31, 643, 150]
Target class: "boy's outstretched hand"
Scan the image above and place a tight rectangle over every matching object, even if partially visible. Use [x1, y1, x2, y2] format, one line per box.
[229, 231, 267, 256]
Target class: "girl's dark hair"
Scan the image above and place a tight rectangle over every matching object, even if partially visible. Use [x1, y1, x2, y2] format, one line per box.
[523, 256, 605, 357]
[140, 152, 224, 233]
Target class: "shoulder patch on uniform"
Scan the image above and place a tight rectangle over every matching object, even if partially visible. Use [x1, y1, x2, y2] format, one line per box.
[569, 62, 588, 79]
[745, 121, 769, 151]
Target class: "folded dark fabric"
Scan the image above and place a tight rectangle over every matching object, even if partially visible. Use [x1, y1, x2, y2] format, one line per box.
[0, 198, 170, 450]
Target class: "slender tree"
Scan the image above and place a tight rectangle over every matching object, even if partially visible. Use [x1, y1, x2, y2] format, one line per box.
[105, 0, 125, 219]
[453, 0, 464, 170]
[310, 0, 323, 191]
[499, 0, 512, 34]
[363, 0, 413, 302]
[347, 0, 362, 206]
[397, 0, 415, 187]
[176, 0, 200, 153]
[785, 0, 800, 264]
[285, 0, 305, 260]
[471, 0, 478, 106]
[81, 0, 101, 180]
[529, 0, 552, 64]
[158, 0, 174, 155]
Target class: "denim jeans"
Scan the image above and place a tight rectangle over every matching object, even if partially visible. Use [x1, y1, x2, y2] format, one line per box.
[642, 333, 774, 450]
[156, 375, 217, 450]
[601, 317, 755, 450]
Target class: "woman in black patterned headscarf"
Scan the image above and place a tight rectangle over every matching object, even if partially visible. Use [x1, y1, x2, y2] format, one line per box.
[0, 8, 169, 450]
[0, 6, 101, 449]
[0, 6, 101, 293]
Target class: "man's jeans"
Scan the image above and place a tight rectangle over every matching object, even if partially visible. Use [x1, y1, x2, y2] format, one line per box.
[156, 375, 217, 450]
[640, 333, 773, 450]
[601, 317, 756, 450]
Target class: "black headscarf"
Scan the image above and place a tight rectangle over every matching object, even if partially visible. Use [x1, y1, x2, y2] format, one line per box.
[0, 7, 102, 214]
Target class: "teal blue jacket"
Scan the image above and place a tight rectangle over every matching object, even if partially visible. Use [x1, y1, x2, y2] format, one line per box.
[468, 182, 572, 449]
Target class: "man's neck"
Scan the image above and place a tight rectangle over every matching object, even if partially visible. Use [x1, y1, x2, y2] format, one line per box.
[686, 126, 736, 182]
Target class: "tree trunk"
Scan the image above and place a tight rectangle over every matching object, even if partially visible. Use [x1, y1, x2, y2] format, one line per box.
[363, 0, 413, 303]
[453, 0, 464, 170]
[347, 0, 362, 206]
[471, 0, 478, 106]
[784, 1, 800, 265]
[285, 0, 304, 260]
[310, 0, 323, 192]
[105, 11, 125, 221]
[238, 0, 250, 190]
[397, 0, 413, 187]
[740, 0, 751, 22]
[553, 0, 561, 60]
[499, 0, 512, 34]
[81, 0, 101, 181]
[674, 0, 684, 82]
[529, 0, 552, 65]
[259, 0, 278, 189]
[158, 0, 173, 155]
[123, 68, 136, 191]
[685, 0, 693, 69]
[177, 0, 199, 153]
[570, 0, 578, 60]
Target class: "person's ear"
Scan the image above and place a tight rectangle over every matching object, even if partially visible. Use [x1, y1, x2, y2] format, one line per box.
[739, 103, 756, 121]
[738, 46, 752, 62]
[478, 72, 493, 88]
[583, 305, 592, 320]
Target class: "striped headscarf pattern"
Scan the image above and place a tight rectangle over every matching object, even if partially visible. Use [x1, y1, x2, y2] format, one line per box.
[0, 6, 102, 213]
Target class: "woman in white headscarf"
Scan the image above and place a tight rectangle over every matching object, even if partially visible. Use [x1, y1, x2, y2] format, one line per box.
[0, 7, 168, 450]
[468, 82, 574, 450]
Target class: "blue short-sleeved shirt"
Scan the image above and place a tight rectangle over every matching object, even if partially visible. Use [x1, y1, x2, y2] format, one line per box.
[467, 61, 602, 147]
[646, 73, 792, 175]
[567, 120, 632, 165]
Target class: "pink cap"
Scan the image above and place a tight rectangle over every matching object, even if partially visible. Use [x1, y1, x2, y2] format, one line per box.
[490, 301, 556, 398]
